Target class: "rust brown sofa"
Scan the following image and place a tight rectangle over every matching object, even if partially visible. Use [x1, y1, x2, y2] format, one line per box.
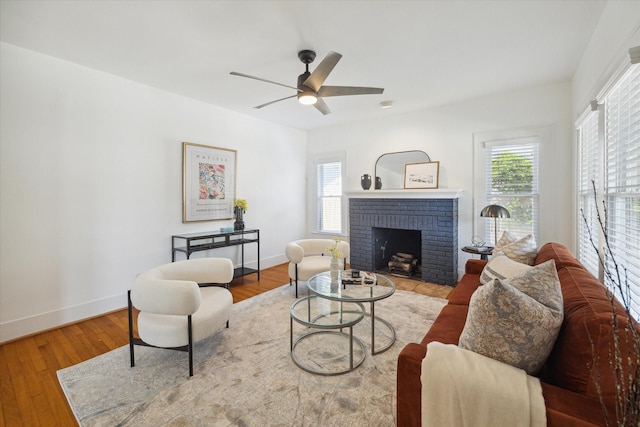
[396, 242, 639, 426]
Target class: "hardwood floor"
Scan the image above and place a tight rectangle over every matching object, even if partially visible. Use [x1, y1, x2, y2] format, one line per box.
[0, 263, 451, 426]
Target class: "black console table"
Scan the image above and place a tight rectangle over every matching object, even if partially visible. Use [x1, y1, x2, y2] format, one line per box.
[171, 229, 260, 279]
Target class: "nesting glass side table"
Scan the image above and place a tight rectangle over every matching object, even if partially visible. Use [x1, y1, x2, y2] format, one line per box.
[307, 271, 396, 355]
[290, 295, 366, 375]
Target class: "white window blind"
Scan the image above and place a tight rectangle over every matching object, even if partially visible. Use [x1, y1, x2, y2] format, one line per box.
[484, 140, 539, 244]
[577, 110, 601, 277]
[316, 160, 343, 233]
[604, 64, 640, 319]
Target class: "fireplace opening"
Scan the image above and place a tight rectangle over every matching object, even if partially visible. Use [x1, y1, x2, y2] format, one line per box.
[373, 228, 422, 278]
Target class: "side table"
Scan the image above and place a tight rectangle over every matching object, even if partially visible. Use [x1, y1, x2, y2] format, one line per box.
[290, 295, 366, 375]
[461, 245, 494, 261]
[307, 271, 396, 355]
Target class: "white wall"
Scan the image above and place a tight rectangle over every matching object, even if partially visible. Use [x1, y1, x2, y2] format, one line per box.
[569, 1, 640, 255]
[308, 80, 574, 274]
[5, 1, 637, 342]
[0, 43, 307, 342]
[572, 1, 640, 118]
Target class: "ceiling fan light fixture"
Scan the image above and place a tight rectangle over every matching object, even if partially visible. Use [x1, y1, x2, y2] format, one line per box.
[231, 50, 384, 115]
[298, 90, 317, 105]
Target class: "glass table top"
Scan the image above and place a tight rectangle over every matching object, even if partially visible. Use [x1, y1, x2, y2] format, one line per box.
[290, 296, 365, 329]
[307, 270, 396, 302]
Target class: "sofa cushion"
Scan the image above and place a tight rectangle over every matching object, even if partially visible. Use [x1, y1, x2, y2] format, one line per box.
[465, 259, 488, 275]
[480, 253, 532, 284]
[535, 242, 584, 270]
[447, 273, 482, 306]
[544, 266, 638, 405]
[493, 233, 538, 265]
[459, 260, 564, 374]
[420, 304, 469, 346]
[540, 383, 607, 427]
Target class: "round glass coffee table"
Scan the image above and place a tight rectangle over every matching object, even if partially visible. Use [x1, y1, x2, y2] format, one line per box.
[290, 295, 366, 375]
[307, 271, 396, 355]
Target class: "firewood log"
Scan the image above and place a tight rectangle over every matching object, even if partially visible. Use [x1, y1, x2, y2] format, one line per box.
[388, 261, 413, 272]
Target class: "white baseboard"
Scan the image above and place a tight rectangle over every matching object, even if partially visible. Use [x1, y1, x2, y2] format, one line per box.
[0, 293, 126, 344]
[1, 255, 291, 343]
[252, 254, 287, 270]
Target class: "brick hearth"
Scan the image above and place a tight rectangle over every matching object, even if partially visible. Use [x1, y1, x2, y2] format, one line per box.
[349, 196, 459, 286]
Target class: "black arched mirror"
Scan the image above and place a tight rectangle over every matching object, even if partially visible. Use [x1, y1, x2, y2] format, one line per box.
[374, 150, 431, 189]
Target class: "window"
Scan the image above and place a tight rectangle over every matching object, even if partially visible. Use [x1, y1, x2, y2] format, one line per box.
[576, 63, 640, 320]
[483, 139, 540, 245]
[313, 153, 345, 234]
[474, 128, 545, 247]
[577, 109, 601, 277]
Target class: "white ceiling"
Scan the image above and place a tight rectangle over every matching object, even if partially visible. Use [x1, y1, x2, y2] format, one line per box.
[0, 0, 606, 130]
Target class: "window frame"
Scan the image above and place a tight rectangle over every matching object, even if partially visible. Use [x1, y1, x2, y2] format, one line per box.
[310, 151, 347, 236]
[576, 62, 640, 320]
[473, 127, 546, 247]
[576, 107, 603, 279]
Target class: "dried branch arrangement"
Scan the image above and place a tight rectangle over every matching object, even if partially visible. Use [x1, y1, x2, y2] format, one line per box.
[581, 181, 639, 427]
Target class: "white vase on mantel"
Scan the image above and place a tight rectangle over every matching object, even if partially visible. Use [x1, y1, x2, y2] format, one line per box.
[330, 257, 339, 285]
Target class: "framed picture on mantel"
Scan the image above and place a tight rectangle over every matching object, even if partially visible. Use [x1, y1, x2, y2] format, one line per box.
[404, 161, 440, 189]
[183, 142, 236, 223]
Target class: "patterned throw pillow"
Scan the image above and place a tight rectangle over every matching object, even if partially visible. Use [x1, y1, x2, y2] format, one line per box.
[480, 253, 532, 285]
[494, 233, 538, 265]
[459, 260, 564, 374]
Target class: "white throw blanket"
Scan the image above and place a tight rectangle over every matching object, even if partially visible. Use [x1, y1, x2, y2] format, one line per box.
[421, 342, 546, 427]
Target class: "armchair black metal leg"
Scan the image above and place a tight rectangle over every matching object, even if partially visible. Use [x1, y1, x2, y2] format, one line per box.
[295, 266, 299, 298]
[127, 290, 135, 368]
[188, 315, 193, 377]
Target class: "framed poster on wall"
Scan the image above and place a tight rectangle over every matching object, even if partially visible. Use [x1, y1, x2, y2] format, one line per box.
[183, 142, 236, 223]
[404, 161, 440, 189]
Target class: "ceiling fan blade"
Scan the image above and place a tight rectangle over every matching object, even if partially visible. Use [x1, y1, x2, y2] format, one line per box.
[318, 86, 384, 97]
[230, 72, 300, 92]
[254, 94, 297, 109]
[313, 97, 331, 115]
[303, 51, 342, 92]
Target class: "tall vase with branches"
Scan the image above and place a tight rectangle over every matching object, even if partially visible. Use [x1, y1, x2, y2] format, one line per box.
[581, 181, 640, 427]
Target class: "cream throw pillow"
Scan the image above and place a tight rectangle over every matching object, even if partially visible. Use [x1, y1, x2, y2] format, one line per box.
[493, 230, 518, 253]
[493, 232, 538, 265]
[480, 253, 532, 285]
[459, 260, 563, 374]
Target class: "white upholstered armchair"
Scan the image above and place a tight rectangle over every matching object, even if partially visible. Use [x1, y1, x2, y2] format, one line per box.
[285, 238, 350, 297]
[128, 257, 234, 376]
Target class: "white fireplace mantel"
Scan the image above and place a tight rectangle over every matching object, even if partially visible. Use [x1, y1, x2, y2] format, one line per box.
[345, 189, 463, 199]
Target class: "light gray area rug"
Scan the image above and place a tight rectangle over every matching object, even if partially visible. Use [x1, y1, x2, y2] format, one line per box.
[58, 284, 447, 426]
